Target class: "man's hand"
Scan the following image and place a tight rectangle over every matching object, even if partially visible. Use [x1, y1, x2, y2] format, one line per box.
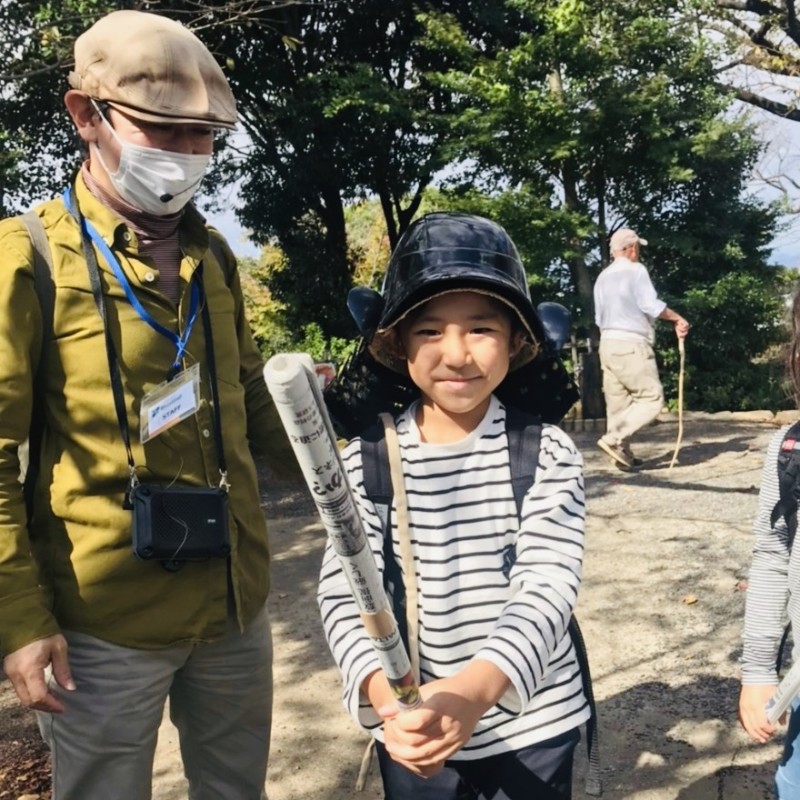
[739, 683, 779, 744]
[674, 317, 691, 339]
[3, 635, 75, 713]
[659, 307, 690, 338]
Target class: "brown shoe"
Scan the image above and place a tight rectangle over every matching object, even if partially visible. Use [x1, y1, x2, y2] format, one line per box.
[598, 439, 634, 470]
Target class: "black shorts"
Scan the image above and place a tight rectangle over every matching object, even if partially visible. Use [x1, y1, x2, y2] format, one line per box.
[374, 726, 580, 800]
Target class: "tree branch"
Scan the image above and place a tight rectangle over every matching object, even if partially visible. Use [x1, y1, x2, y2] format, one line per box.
[715, 0, 782, 13]
[718, 81, 800, 120]
[0, 1, 309, 83]
[715, 0, 800, 47]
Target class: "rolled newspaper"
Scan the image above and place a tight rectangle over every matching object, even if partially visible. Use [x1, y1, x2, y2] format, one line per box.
[766, 657, 800, 725]
[264, 353, 420, 709]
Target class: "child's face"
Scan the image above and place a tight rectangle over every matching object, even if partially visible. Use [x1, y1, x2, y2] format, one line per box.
[397, 291, 522, 440]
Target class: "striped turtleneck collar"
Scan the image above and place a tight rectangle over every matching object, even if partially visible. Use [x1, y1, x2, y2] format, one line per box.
[81, 162, 184, 303]
[81, 162, 183, 241]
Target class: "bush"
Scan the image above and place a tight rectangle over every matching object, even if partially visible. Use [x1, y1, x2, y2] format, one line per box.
[655, 272, 789, 412]
[294, 323, 357, 366]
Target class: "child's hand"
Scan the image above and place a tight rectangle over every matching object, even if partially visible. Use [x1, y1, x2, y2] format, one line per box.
[379, 661, 509, 777]
[380, 676, 483, 777]
[738, 683, 780, 743]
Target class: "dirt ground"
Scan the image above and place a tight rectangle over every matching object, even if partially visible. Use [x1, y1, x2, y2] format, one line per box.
[0, 414, 793, 799]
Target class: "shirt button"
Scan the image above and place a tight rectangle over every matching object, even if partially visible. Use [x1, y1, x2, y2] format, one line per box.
[144, 272, 156, 283]
[202, 429, 211, 438]
[122, 231, 132, 242]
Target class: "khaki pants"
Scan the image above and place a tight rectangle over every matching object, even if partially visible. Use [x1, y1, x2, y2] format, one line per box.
[38, 605, 272, 800]
[598, 339, 664, 447]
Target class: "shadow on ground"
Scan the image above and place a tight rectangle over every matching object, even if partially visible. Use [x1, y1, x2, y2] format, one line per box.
[570, 675, 781, 799]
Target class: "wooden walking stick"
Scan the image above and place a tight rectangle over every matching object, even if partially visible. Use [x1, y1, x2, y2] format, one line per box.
[668, 336, 686, 474]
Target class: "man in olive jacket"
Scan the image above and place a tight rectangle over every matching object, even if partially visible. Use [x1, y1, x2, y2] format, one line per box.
[0, 10, 297, 799]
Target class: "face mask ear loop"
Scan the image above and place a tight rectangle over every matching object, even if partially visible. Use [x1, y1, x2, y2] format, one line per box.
[89, 99, 124, 178]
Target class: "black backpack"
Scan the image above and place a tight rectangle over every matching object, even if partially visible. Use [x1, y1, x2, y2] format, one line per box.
[769, 421, 800, 670]
[771, 421, 800, 549]
[358, 405, 602, 796]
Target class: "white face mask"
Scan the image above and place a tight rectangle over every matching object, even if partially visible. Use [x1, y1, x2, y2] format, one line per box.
[92, 107, 212, 216]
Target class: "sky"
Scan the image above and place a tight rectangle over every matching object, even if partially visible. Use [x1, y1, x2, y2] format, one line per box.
[210, 205, 260, 259]
[749, 112, 800, 269]
[728, 56, 800, 270]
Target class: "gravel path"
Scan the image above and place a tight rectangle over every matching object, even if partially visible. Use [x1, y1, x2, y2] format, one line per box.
[570, 418, 779, 800]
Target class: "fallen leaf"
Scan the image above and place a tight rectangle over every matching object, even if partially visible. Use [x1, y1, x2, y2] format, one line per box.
[682, 594, 698, 605]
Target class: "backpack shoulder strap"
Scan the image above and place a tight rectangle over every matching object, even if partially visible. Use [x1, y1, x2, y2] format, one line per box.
[206, 230, 237, 288]
[358, 418, 393, 524]
[504, 406, 542, 516]
[18, 210, 55, 513]
[771, 420, 800, 550]
[20, 211, 55, 344]
[357, 417, 408, 648]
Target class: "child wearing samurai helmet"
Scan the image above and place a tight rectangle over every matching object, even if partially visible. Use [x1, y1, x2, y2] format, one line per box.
[319, 212, 594, 800]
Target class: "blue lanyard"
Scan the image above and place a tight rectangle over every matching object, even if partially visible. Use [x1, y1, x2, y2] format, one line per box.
[62, 187, 200, 371]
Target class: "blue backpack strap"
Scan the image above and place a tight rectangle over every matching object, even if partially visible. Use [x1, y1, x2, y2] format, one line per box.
[505, 405, 541, 506]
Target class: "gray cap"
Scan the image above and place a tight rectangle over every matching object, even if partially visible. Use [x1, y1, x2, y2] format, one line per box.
[69, 10, 237, 129]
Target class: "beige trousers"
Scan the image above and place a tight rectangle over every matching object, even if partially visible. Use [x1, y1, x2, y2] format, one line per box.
[38, 604, 272, 800]
[598, 338, 664, 447]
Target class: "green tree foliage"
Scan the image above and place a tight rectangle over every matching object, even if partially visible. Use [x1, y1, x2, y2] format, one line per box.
[419, 0, 784, 409]
[0, 0, 789, 409]
[0, 0, 117, 212]
[423, 3, 756, 303]
[225, 1, 524, 337]
[658, 272, 790, 412]
[235, 252, 293, 356]
[293, 322, 355, 365]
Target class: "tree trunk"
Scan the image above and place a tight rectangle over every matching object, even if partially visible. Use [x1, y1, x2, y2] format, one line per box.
[549, 67, 604, 418]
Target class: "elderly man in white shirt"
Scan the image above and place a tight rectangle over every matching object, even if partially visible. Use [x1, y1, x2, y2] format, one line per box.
[593, 228, 690, 470]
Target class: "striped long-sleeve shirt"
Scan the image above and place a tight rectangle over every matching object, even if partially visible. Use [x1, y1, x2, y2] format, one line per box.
[742, 426, 800, 684]
[318, 395, 590, 758]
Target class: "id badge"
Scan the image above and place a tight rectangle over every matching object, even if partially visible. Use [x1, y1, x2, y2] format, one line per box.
[140, 363, 201, 443]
